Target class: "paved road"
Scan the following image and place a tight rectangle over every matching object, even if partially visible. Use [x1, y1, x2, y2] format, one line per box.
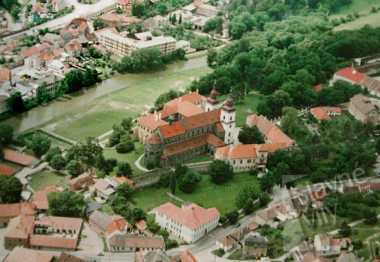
[3, 0, 116, 40]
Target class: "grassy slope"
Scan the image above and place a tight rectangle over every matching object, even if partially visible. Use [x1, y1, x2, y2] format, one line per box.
[30, 171, 66, 191]
[133, 172, 259, 215]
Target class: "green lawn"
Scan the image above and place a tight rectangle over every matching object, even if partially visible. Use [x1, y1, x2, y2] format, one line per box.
[29, 170, 67, 191]
[235, 92, 265, 126]
[334, 11, 380, 31]
[134, 172, 260, 215]
[333, 0, 380, 16]
[103, 142, 145, 176]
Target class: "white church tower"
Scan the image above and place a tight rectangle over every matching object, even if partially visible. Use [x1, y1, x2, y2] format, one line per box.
[221, 97, 236, 145]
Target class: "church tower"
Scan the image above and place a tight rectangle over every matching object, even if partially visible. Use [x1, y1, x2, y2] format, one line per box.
[205, 87, 221, 112]
[221, 97, 236, 145]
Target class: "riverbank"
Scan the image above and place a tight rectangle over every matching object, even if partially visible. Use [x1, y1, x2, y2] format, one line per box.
[2, 54, 211, 141]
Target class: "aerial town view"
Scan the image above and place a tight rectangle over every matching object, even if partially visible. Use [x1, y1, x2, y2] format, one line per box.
[1, 0, 380, 261]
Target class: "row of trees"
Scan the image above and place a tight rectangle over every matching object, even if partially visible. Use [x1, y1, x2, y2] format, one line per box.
[114, 48, 186, 74]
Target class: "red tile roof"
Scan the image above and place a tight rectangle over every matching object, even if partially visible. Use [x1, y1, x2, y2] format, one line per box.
[216, 144, 257, 160]
[246, 115, 294, 147]
[135, 219, 147, 231]
[0, 164, 16, 176]
[335, 67, 365, 84]
[30, 235, 78, 250]
[35, 216, 83, 232]
[0, 203, 36, 218]
[154, 202, 219, 230]
[3, 148, 37, 166]
[162, 135, 207, 158]
[146, 134, 161, 144]
[32, 186, 57, 210]
[159, 122, 186, 138]
[0, 68, 11, 83]
[4, 247, 54, 262]
[105, 215, 128, 235]
[181, 110, 221, 130]
[310, 107, 341, 121]
[20, 43, 51, 58]
[180, 250, 198, 262]
[206, 134, 225, 148]
[138, 113, 167, 131]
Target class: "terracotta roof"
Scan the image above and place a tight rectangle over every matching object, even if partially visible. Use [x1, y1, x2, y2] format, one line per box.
[57, 253, 85, 262]
[310, 107, 341, 121]
[69, 172, 94, 190]
[113, 176, 134, 187]
[138, 113, 167, 131]
[335, 67, 365, 84]
[154, 202, 219, 230]
[181, 110, 221, 130]
[108, 234, 165, 249]
[162, 135, 207, 158]
[35, 216, 83, 232]
[64, 39, 81, 53]
[20, 43, 51, 58]
[30, 235, 78, 250]
[180, 250, 198, 262]
[216, 122, 224, 133]
[161, 101, 203, 118]
[135, 219, 147, 231]
[0, 202, 36, 218]
[246, 115, 294, 147]
[32, 186, 57, 210]
[206, 134, 225, 148]
[5, 214, 35, 239]
[159, 122, 186, 139]
[106, 215, 128, 235]
[3, 148, 37, 166]
[0, 68, 11, 83]
[0, 164, 16, 176]
[256, 143, 288, 153]
[4, 247, 54, 262]
[168, 92, 205, 106]
[216, 144, 257, 160]
[118, 0, 131, 5]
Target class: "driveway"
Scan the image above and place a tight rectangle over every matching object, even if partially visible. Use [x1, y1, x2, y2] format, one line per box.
[77, 223, 103, 255]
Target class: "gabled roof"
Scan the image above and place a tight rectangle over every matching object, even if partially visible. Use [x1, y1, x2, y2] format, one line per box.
[335, 67, 365, 84]
[0, 202, 36, 218]
[4, 247, 54, 262]
[30, 235, 78, 250]
[32, 186, 57, 210]
[5, 214, 35, 240]
[3, 148, 37, 166]
[216, 144, 257, 160]
[310, 107, 341, 121]
[180, 250, 198, 262]
[108, 234, 165, 249]
[138, 113, 167, 131]
[159, 122, 186, 138]
[154, 202, 219, 230]
[0, 164, 16, 176]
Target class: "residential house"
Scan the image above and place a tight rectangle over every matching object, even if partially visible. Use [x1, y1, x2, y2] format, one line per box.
[314, 234, 341, 257]
[32, 186, 57, 211]
[3, 148, 38, 167]
[3, 246, 55, 262]
[135, 219, 147, 234]
[216, 235, 238, 252]
[310, 107, 342, 122]
[89, 210, 129, 236]
[152, 202, 220, 243]
[60, 18, 91, 44]
[348, 94, 380, 124]
[0, 163, 17, 177]
[0, 202, 36, 227]
[108, 234, 165, 252]
[116, 0, 132, 14]
[93, 177, 120, 200]
[64, 39, 82, 56]
[4, 214, 35, 249]
[242, 232, 268, 258]
[69, 172, 95, 191]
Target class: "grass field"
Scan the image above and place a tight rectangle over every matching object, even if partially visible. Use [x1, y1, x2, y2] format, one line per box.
[334, 11, 380, 31]
[235, 92, 265, 126]
[334, 0, 380, 16]
[103, 142, 145, 176]
[29, 170, 67, 191]
[133, 172, 259, 215]
[45, 57, 211, 142]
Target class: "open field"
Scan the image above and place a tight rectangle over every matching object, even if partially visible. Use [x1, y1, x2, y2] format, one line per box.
[133, 172, 259, 215]
[29, 170, 67, 191]
[334, 0, 380, 16]
[235, 92, 265, 126]
[334, 11, 380, 31]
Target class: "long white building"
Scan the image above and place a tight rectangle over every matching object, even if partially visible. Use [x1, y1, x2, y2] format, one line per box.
[95, 28, 176, 57]
[152, 202, 220, 243]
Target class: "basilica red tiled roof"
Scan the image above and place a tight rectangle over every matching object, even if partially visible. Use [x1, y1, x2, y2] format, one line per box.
[159, 122, 186, 138]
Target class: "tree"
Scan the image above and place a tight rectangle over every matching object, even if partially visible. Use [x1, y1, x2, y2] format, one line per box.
[48, 191, 85, 217]
[226, 210, 239, 224]
[0, 176, 22, 203]
[45, 147, 62, 162]
[6, 92, 25, 113]
[116, 139, 135, 153]
[66, 160, 83, 177]
[117, 162, 133, 177]
[236, 184, 261, 214]
[209, 160, 234, 184]
[364, 209, 378, 225]
[203, 16, 223, 34]
[93, 18, 106, 30]
[116, 183, 134, 200]
[26, 133, 51, 157]
[96, 156, 117, 175]
[0, 123, 13, 145]
[50, 154, 66, 170]
[170, 171, 177, 195]
[66, 138, 103, 170]
[178, 170, 201, 194]
[121, 117, 133, 132]
[238, 125, 264, 144]
[339, 221, 352, 237]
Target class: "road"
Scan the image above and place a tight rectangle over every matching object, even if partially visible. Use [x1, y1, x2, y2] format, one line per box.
[2, 0, 116, 41]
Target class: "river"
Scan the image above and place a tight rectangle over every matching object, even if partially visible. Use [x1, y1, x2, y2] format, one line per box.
[2, 54, 210, 134]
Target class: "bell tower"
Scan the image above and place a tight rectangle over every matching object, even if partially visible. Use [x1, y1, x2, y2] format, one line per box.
[221, 97, 236, 145]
